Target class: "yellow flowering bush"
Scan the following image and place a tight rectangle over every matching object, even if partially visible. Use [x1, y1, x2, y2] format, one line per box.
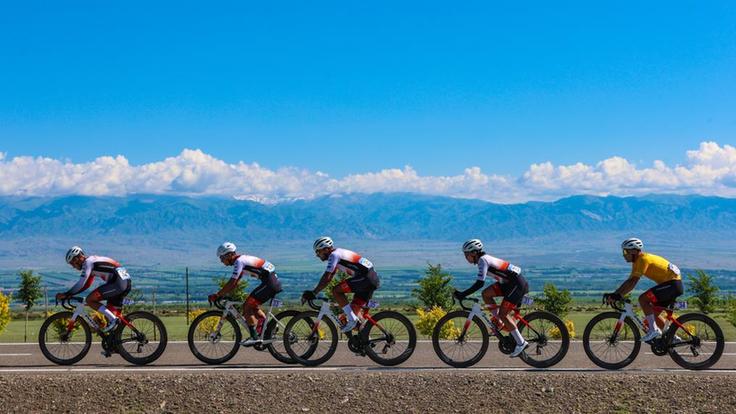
[550, 319, 575, 339]
[416, 306, 460, 339]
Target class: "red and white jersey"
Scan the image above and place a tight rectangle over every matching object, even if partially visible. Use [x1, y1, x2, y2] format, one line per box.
[231, 255, 276, 282]
[68, 255, 129, 295]
[325, 248, 374, 277]
[476, 254, 522, 284]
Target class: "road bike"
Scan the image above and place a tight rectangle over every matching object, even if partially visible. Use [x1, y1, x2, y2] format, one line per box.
[432, 296, 570, 368]
[583, 297, 724, 370]
[188, 297, 303, 364]
[39, 296, 167, 365]
[283, 296, 417, 367]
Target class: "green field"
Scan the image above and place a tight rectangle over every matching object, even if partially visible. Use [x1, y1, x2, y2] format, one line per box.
[2, 309, 734, 342]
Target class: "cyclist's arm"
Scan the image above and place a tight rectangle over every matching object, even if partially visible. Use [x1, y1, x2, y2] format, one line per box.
[614, 276, 639, 297]
[215, 278, 240, 298]
[457, 259, 488, 297]
[312, 271, 334, 294]
[65, 265, 94, 296]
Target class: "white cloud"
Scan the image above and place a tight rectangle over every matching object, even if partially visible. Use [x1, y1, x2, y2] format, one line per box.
[0, 142, 735, 203]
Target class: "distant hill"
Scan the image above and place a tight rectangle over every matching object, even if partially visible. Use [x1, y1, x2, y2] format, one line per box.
[0, 193, 735, 269]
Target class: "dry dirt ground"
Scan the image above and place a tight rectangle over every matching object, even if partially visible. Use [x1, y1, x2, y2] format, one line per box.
[1, 371, 735, 414]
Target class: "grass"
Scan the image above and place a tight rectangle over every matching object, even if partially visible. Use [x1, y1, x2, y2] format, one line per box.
[1, 309, 734, 343]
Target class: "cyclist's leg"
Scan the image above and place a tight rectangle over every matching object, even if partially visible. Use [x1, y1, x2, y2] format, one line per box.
[641, 280, 684, 329]
[482, 283, 503, 314]
[332, 280, 350, 308]
[92, 278, 129, 323]
[499, 277, 528, 347]
[350, 290, 374, 320]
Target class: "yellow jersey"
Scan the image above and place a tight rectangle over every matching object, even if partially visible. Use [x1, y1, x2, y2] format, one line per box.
[630, 252, 681, 284]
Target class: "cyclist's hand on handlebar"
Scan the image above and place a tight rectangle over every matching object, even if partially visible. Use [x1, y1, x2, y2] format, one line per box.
[603, 293, 622, 305]
[207, 294, 219, 304]
[301, 290, 316, 304]
[55, 292, 68, 302]
[452, 290, 465, 300]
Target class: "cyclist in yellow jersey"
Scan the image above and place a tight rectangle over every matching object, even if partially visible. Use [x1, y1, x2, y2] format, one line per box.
[605, 238, 683, 342]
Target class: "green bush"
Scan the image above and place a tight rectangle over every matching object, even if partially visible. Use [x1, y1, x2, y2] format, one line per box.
[536, 283, 572, 319]
[412, 263, 454, 310]
[687, 270, 719, 314]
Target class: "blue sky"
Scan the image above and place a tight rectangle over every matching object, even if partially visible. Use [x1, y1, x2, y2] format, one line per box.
[0, 1, 735, 202]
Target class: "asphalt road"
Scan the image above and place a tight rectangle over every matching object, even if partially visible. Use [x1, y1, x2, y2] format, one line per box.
[1, 341, 735, 373]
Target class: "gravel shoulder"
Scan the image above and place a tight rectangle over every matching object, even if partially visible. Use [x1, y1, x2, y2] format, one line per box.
[1, 371, 735, 414]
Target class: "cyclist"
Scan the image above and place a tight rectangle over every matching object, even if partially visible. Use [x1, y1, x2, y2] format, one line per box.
[454, 239, 529, 357]
[605, 238, 683, 342]
[56, 246, 131, 335]
[209, 242, 283, 346]
[302, 237, 381, 333]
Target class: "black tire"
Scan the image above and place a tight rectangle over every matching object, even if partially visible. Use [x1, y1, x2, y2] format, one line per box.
[116, 311, 168, 365]
[283, 311, 339, 367]
[583, 311, 641, 370]
[265, 310, 301, 364]
[188, 310, 242, 365]
[667, 313, 725, 370]
[38, 311, 92, 366]
[518, 311, 570, 368]
[431, 310, 489, 368]
[363, 310, 417, 366]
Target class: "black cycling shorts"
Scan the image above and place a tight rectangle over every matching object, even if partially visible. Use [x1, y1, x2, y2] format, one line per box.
[248, 273, 283, 304]
[487, 273, 529, 308]
[644, 279, 684, 307]
[340, 269, 381, 301]
[95, 278, 132, 307]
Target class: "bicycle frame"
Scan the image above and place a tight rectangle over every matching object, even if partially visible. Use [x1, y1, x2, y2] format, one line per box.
[308, 299, 387, 340]
[460, 299, 533, 340]
[609, 300, 695, 345]
[63, 298, 135, 336]
[213, 298, 284, 345]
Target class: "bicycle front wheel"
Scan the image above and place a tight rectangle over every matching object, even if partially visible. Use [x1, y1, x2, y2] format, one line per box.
[38, 311, 92, 365]
[283, 311, 338, 367]
[188, 310, 242, 365]
[116, 311, 168, 365]
[363, 310, 417, 366]
[518, 311, 570, 368]
[265, 310, 302, 364]
[431, 310, 489, 368]
[583, 312, 641, 370]
[667, 313, 724, 370]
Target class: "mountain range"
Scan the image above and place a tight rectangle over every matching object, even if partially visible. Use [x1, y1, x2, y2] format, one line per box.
[0, 193, 734, 269]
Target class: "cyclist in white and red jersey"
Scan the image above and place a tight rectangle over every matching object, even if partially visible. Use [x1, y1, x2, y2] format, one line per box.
[209, 242, 283, 346]
[302, 237, 381, 333]
[56, 246, 131, 334]
[454, 239, 529, 357]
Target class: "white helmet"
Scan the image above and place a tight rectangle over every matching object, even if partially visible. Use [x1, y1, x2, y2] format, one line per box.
[462, 239, 484, 253]
[217, 242, 237, 258]
[621, 238, 644, 250]
[313, 236, 334, 252]
[65, 246, 85, 264]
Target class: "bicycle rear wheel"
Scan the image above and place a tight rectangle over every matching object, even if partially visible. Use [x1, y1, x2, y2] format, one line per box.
[667, 313, 724, 370]
[116, 311, 168, 365]
[431, 310, 489, 368]
[38, 311, 92, 365]
[518, 311, 570, 368]
[583, 311, 641, 370]
[188, 310, 242, 365]
[363, 310, 417, 366]
[283, 311, 338, 367]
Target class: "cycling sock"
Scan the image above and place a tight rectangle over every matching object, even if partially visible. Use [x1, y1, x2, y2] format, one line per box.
[342, 304, 358, 324]
[645, 314, 657, 331]
[248, 324, 258, 339]
[98, 305, 117, 322]
[510, 328, 524, 345]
